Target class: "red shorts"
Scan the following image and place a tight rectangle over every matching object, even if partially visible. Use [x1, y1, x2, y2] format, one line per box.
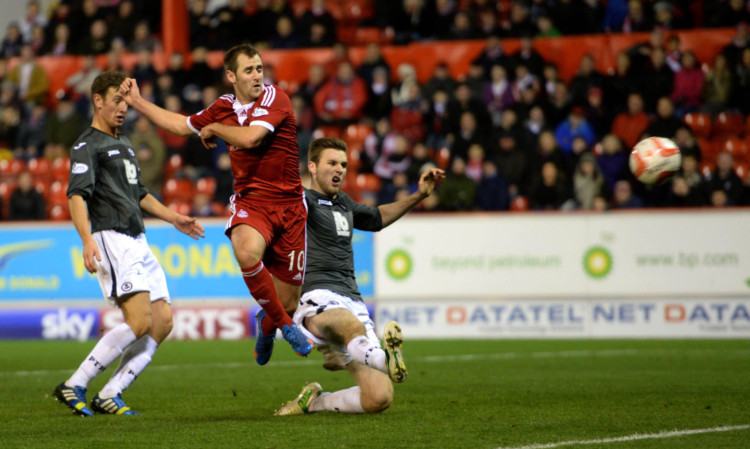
[225, 194, 307, 285]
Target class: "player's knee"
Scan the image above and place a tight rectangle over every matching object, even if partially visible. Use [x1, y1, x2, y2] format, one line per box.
[361, 389, 393, 413]
[129, 315, 152, 338]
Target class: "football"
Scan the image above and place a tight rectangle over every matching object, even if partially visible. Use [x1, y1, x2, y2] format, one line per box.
[629, 137, 682, 185]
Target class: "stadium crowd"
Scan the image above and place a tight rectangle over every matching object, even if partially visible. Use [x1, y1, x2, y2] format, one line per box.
[2, 0, 750, 221]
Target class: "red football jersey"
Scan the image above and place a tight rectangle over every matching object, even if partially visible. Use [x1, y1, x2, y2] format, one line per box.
[187, 84, 302, 200]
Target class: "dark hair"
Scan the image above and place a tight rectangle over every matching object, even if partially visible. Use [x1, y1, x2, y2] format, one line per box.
[308, 138, 347, 164]
[90, 71, 127, 103]
[223, 43, 260, 73]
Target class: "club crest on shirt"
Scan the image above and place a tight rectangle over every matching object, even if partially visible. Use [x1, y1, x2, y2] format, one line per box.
[71, 162, 89, 174]
[237, 209, 249, 218]
[252, 107, 268, 117]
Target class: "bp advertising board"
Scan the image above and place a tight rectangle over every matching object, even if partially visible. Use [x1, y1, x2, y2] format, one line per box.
[374, 210, 750, 299]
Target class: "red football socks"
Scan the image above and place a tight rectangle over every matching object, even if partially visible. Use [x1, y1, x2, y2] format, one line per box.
[241, 262, 292, 330]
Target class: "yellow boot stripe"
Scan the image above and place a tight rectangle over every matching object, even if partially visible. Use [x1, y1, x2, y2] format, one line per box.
[115, 406, 131, 415]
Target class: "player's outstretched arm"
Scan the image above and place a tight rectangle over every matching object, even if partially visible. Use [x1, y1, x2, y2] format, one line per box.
[69, 195, 101, 273]
[139, 194, 205, 240]
[119, 78, 193, 137]
[378, 168, 445, 228]
[200, 122, 269, 150]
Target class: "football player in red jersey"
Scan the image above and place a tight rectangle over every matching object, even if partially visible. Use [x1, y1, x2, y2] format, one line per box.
[119, 44, 313, 360]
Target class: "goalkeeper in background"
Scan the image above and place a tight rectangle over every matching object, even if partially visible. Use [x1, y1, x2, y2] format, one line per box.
[274, 138, 444, 415]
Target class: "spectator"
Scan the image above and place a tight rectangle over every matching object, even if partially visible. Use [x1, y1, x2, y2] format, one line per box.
[18, 1, 47, 43]
[211, 0, 250, 48]
[584, 86, 613, 140]
[422, 63, 456, 101]
[473, 34, 510, 79]
[702, 53, 733, 116]
[7, 44, 49, 106]
[611, 180, 644, 208]
[406, 142, 437, 185]
[213, 152, 234, 205]
[249, 0, 293, 47]
[597, 134, 629, 193]
[664, 35, 683, 72]
[185, 46, 221, 89]
[439, 157, 476, 211]
[665, 175, 705, 207]
[465, 143, 486, 183]
[373, 133, 411, 181]
[505, 1, 536, 37]
[450, 111, 491, 162]
[604, 51, 639, 113]
[476, 160, 510, 210]
[363, 117, 397, 174]
[77, 19, 110, 55]
[551, 0, 591, 35]
[554, 106, 596, 155]
[44, 23, 72, 56]
[710, 188, 729, 207]
[8, 171, 45, 220]
[680, 153, 709, 202]
[536, 14, 561, 38]
[528, 161, 571, 210]
[132, 49, 158, 88]
[732, 47, 750, 114]
[568, 53, 605, 107]
[672, 126, 702, 161]
[423, 89, 452, 151]
[298, 63, 327, 107]
[484, 65, 515, 128]
[44, 93, 85, 159]
[189, 0, 213, 49]
[0, 99, 20, 151]
[391, 63, 419, 108]
[721, 22, 749, 70]
[708, 0, 750, 28]
[532, 129, 567, 177]
[510, 35, 546, 79]
[313, 61, 369, 127]
[622, 0, 653, 33]
[298, 0, 336, 48]
[573, 152, 604, 209]
[129, 20, 160, 53]
[645, 97, 683, 139]
[671, 50, 704, 116]
[166, 51, 190, 94]
[357, 43, 391, 87]
[130, 116, 167, 195]
[640, 46, 674, 113]
[0, 22, 23, 58]
[109, 0, 138, 45]
[270, 15, 299, 49]
[364, 66, 392, 121]
[448, 83, 491, 134]
[708, 151, 743, 205]
[15, 103, 46, 159]
[610, 92, 650, 150]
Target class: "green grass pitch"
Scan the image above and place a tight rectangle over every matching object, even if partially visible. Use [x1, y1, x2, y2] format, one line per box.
[1, 339, 748, 449]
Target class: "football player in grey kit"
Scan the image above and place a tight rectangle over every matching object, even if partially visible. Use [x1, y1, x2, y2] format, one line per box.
[275, 138, 444, 415]
[54, 71, 205, 416]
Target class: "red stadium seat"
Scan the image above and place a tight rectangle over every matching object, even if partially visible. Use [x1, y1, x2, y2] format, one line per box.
[712, 112, 744, 138]
[164, 154, 184, 180]
[51, 157, 70, 182]
[162, 178, 194, 203]
[0, 158, 27, 181]
[195, 177, 217, 197]
[717, 137, 749, 163]
[166, 200, 191, 216]
[699, 161, 715, 178]
[27, 157, 51, 182]
[343, 123, 372, 147]
[354, 173, 381, 193]
[312, 126, 342, 139]
[435, 147, 451, 170]
[734, 162, 750, 180]
[510, 195, 529, 212]
[34, 179, 49, 199]
[48, 203, 71, 221]
[48, 181, 69, 204]
[683, 112, 712, 139]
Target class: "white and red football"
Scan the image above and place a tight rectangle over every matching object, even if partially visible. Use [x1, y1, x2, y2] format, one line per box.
[629, 137, 682, 185]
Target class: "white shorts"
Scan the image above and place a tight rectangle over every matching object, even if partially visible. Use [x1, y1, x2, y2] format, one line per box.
[93, 230, 170, 306]
[294, 289, 380, 366]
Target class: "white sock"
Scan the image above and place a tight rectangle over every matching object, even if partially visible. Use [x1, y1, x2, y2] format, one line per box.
[67, 323, 137, 388]
[99, 335, 158, 398]
[346, 335, 386, 373]
[309, 387, 365, 413]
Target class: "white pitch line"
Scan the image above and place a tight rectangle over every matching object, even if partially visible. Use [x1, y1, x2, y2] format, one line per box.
[1, 348, 746, 377]
[495, 424, 750, 449]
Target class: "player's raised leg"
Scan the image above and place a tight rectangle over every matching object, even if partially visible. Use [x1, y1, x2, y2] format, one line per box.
[383, 321, 408, 383]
